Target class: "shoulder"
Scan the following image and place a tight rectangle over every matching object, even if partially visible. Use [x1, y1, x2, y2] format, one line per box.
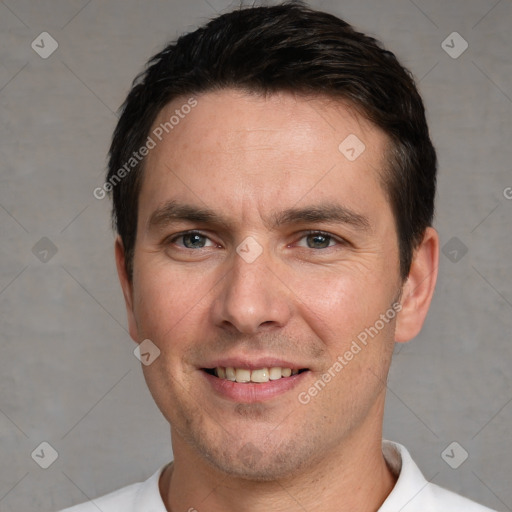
[421, 482, 498, 512]
[57, 465, 167, 512]
[58, 483, 139, 512]
[380, 441, 497, 512]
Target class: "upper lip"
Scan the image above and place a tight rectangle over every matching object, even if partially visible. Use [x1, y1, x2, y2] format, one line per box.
[201, 356, 308, 371]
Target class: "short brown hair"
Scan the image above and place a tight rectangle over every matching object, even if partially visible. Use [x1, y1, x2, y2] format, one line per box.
[107, 1, 437, 280]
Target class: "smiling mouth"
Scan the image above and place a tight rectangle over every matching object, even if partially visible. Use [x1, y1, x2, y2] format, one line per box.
[203, 367, 309, 384]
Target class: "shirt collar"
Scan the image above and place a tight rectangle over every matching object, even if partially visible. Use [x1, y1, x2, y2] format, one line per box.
[379, 440, 433, 511]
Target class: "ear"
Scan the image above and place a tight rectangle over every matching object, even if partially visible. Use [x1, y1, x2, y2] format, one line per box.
[395, 227, 439, 343]
[115, 237, 139, 343]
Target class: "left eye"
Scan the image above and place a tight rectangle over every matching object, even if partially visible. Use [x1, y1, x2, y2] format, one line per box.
[296, 232, 338, 249]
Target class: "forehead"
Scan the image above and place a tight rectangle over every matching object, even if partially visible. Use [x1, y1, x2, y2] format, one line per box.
[150, 89, 385, 157]
[139, 89, 392, 231]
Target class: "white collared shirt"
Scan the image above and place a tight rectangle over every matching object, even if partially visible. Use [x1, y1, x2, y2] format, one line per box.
[59, 440, 498, 511]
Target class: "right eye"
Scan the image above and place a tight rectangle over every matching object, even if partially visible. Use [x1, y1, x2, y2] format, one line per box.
[168, 231, 216, 249]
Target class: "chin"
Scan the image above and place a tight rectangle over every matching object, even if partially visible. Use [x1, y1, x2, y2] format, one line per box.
[196, 431, 324, 482]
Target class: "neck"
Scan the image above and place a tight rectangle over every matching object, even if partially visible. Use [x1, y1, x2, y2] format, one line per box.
[160, 413, 397, 512]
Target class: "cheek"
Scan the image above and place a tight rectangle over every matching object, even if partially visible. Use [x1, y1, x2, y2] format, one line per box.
[290, 267, 398, 366]
[131, 263, 208, 342]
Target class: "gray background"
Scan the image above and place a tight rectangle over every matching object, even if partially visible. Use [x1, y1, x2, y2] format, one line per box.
[0, 0, 511, 511]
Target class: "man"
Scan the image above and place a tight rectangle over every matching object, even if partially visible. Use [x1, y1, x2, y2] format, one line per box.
[62, 2, 497, 511]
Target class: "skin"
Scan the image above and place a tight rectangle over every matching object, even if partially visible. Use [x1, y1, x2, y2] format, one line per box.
[115, 89, 439, 512]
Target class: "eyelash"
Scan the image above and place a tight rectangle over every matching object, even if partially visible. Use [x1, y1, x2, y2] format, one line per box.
[299, 230, 346, 246]
[165, 230, 347, 250]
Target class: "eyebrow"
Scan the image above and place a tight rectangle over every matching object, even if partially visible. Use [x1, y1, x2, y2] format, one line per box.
[147, 200, 371, 233]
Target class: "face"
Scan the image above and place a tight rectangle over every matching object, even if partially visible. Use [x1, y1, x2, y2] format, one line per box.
[118, 89, 406, 480]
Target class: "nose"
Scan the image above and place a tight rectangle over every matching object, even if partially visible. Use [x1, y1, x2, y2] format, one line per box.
[211, 243, 292, 335]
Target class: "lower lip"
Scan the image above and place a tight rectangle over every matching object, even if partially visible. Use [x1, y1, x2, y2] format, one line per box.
[201, 370, 309, 403]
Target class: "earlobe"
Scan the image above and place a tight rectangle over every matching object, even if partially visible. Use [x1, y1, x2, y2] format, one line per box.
[394, 227, 439, 343]
[114, 237, 139, 342]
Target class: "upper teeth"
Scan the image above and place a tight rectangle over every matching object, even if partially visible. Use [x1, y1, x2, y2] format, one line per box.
[215, 367, 299, 383]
